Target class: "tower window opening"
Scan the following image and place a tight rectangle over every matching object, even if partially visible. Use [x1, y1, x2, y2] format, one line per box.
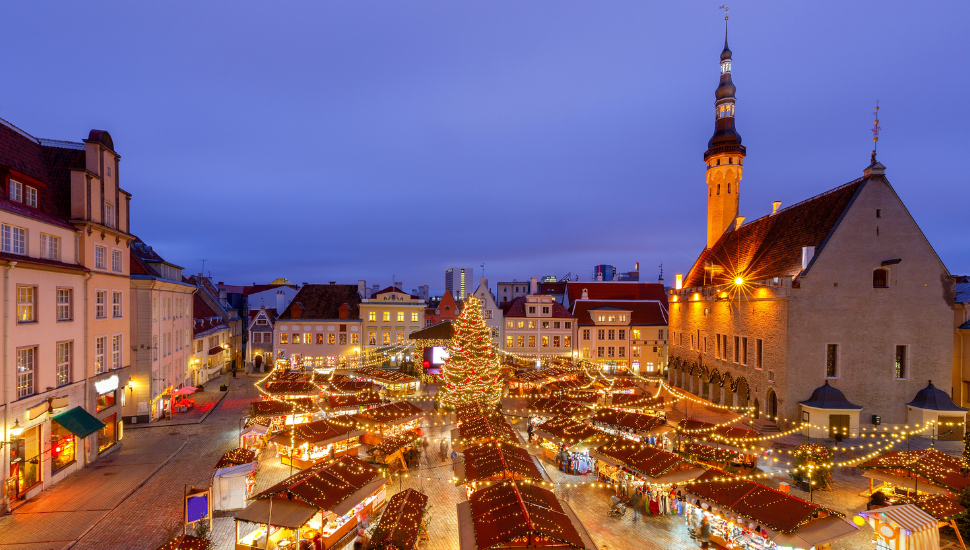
[727, 183, 731, 193]
[717, 159, 721, 166]
[728, 158, 732, 165]
[717, 184, 721, 195]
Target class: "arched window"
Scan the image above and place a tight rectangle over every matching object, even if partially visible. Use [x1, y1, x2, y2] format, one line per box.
[727, 183, 731, 193]
[717, 184, 721, 195]
[873, 268, 889, 288]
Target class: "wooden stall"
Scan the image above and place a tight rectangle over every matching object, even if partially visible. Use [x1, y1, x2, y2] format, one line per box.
[533, 417, 607, 463]
[367, 489, 429, 550]
[216, 448, 257, 469]
[508, 367, 576, 397]
[366, 430, 421, 472]
[353, 366, 420, 396]
[268, 419, 364, 468]
[353, 402, 425, 445]
[249, 398, 316, 434]
[592, 439, 705, 487]
[608, 393, 665, 412]
[155, 535, 209, 550]
[234, 457, 387, 550]
[588, 408, 668, 445]
[859, 449, 970, 500]
[451, 413, 523, 451]
[455, 442, 550, 495]
[456, 481, 597, 550]
[525, 398, 591, 422]
[263, 381, 320, 402]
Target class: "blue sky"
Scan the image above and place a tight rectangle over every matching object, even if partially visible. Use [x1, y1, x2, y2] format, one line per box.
[2, 2, 966, 293]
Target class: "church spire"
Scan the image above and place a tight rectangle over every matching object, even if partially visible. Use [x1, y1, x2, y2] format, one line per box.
[704, 10, 746, 249]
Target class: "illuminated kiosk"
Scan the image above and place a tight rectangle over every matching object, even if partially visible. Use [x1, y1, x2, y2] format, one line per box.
[532, 417, 607, 463]
[352, 366, 420, 396]
[455, 442, 551, 498]
[858, 448, 970, 500]
[322, 376, 385, 418]
[508, 367, 576, 396]
[368, 489, 429, 550]
[591, 439, 705, 487]
[268, 419, 364, 468]
[451, 412, 523, 452]
[587, 408, 669, 443]
[608, 392, 665, 413]
[352, 401, 425, 445]
[249, 398, 316, 434]
[365, 430, 421, 472]
[234, 456, 386, 550]
[456, 480, 597, 550]
[676, 419, 761, 469]
[525, 398, 592, 423]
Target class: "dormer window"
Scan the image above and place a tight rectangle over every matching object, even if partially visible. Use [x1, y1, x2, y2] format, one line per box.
[9, 180, 22, 202]
[25, 186, 37, 207]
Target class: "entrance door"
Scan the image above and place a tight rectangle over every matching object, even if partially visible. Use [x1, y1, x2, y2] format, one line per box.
[828, 415, 850, 441]
[938, 416, 965, 441]
[766, 389, 778, 419]
[753, 399, 761, 420]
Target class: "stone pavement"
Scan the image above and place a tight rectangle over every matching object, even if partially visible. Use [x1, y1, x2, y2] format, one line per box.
[126, 375, 231, 428]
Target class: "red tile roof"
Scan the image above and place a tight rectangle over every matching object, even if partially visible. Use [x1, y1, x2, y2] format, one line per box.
[264, 381, 319, 396]
[193, 294, 228, 337]
[683, 179, 865, 288]
[535, 416, 604, 445]
[353, 401, 425, 426]
[525, 398, 590, 418]
[677, 419, 760, 442]
[502, 296, 573, 319]
[457, 414, 519, 445]
[372, 286, 420, 300]
[571, 300, 668, 326]
[326, 390, 384, 410]
[254, 456, 381, 511]
[250, 398, 315, 416]
[565, 281, 666, 303]
[589, 409, 665, 432]
[270, 418, 359, 447]
[277, 284, 360, 320]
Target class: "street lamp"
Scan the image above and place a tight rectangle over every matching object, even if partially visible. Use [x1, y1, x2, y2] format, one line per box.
[1, 420, 24, 449]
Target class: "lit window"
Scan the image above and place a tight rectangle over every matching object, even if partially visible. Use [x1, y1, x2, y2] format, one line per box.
[631, 329, 640, 340]
[397, 332, 405, 345]
[506, 336, 513, 347]
[351, 333, 359, 345]
[383, 312, 390, 322]
[411, 312, 419, 322]
[17, 347, 35, 397]
[484, 310, 492, 319]
[57, 288, 72, 320]
[541, 321, 550, 329]
[541, 336, 549, 347]
[619, 315, 627, 322]
[632, 346, 640, 358]
[517, 321, 524, 329]
[316, 333, 324, 344]
[528, 336, 535, 347]
[397, 312, 404, 322]
[57, 342, 72, 386]
[292, 333, 301, 344]
[328, 333, 335, 345]
[17, 286, 35, 322]
[368, 311, 376, 321]
[581, 346, 590, 358]
[517, 336, 524, 347]
[553, 336, 560, 347]
[40, 234, 60, 260]
[95, 245, 106, 269]
[112, 291, 123, 318]
[564, 336, 571, 347]
[304, 333, 311, 344]
[2, 224, 26, 255]
[279, 333, 288, 344]
[368, 332, 377, 345]
[382, 332, 390, 346]
[506, 321, 513, 328]
[895, 345, 907, 379]
[528, 321, 536, 329]
[338, 333, 347, 345]
[607, 315, 616, 322]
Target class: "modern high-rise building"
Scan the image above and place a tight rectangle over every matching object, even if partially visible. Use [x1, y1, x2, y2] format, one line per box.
[445, 267, 473, 300]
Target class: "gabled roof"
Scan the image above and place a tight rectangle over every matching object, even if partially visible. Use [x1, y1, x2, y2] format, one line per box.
[571, 300, 668, 326]
[683, 178, 866, 288]
[253, 456, 382, 512]
[858, 449, 970, 493]
[193, 294, 228, 337]
[277, 284, 360, 320]
[369, 489, 429, 550]
[466, 482, 585, 550]
[502, 296, 573, 319]
[956, 282, 970, 305]
[461, 443, 546, 485]
[409, 321, 454, 341]
[371, 286, 420, 300]
[240, 282, 298, 297]
[564, 281, 666, 304]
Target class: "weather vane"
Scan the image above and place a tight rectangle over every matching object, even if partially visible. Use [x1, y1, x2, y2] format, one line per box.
[871, 100, 881, 164]
[720, 5, 729, 20]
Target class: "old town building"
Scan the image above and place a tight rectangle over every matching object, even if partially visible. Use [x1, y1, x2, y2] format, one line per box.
[953, 278, 970, 407]
[471, 278, 504, 348]
[424, 289, 460, 327]
[246, 306, 277, 373]
[502, 294, 574, 363]
[274, 283, 363, 369]
[125, 239, 194, 424]
[0, 118, 132, 504]
[667, 34, 955, 430]
[190, 293, 231, 386]
[359, 286, 425, 356]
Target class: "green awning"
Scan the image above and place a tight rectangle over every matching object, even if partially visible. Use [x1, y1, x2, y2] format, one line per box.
[53, 407, 105, 438]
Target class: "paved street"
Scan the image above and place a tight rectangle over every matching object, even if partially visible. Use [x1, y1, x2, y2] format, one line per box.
[2, 376, 961, 550]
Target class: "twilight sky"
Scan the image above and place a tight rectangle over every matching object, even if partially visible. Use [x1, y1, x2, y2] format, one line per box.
[1, 2, 967, 293]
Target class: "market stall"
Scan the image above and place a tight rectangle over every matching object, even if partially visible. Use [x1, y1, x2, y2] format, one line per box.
[858, 449, 970, 499]
[455, 402, 493, 424]
[594, 377, 641, 396]
[588, 408, 668, 445]
[213, 462, 259, 511]
[263, 381, 321, 402]
[216, 448, 257, 469]
[455, 442, 550, 495]
[533, 416, 608, 466]
[249, 398, 316, 434]
[684, 470, 858, 550]
[679, 442, 757, 470]
[859, 504, 945, 550]
[525, 398, 591, 421]
[323, 376, 385, 417]
[553, 390, 599, 405]
[268, 418, 365, 468]
[352, 366, 420, 396]
[367, 488, 429, 550]
[353, 401, 425, 445]
[366, 430, 421, 472]
[234, 456, 387, 550]
[542, 378, 594, 399]
[456, 480, 597, 550]
[592, 439, 705, 488]
[451, 413, 523, 451]
[239, 421, 270, 450]
[508, 367, 577, 396]
[155, 534, 209, 550]
[609, 392, 665, 412]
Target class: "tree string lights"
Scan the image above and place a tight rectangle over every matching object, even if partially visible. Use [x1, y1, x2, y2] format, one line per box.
[437, 296, 503, 410]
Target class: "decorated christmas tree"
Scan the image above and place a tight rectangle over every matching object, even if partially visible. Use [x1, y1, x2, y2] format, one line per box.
[436, 295, 503, 410]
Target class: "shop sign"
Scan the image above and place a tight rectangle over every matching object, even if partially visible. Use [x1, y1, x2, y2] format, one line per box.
[28, 400, 50, 420]
[95, 375, 119, 395]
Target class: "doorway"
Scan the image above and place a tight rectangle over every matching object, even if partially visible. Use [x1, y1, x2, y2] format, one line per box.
[766, 388, 778, 419]
[828, 415, 850, 441]
[938, 416, 965, 441]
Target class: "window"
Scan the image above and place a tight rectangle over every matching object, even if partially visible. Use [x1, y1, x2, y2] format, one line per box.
[756, 339, 763, 369]
[582, 329, 591, 340]
[397, 312, 404, 322]
[397, 332, 405, 345]
[368, 332, 377, 345]
[56, 342, 72, 386]
[2, 224, 26, 254]
[876, 209, 881, 218]
[631, 329, 640, 340]
[619, 315, 627, 322]
[895, 345, 907, 379]
[597, 346, 605, 358]
[153, 336, 158, 360]
[608, 315, 616, 322]
[313, 333, 321, 344]
[484, 310, 492, 319]
[40, 233, 60, 260]
[716, 334, 722, 359]
[17, 286, 35, 322]
[541, 336, 549, 347]
[506, 336, 513, 347]
[279, 333, 288, 344]
[541, 321, 550, 329]
[582, 346, 590, 358]
[619, 346, 626, 358]
[95, 337, 106, 374]
[411, 312, 419, 322]
[507, 321, 513, 328]
[338, 333, 346, 345]
[111, 335, 121, 369]
[517, 321, 525, 329]
[111, 250, 122, 272]
[607, 346, 616, 358]
[542, 307, 550, 314]
[826, 344, 838, 378]
[608, 329, 616, 340]
[328, 333, 335, 345]
[618, 329, 626, 340]
[632, 346, 640, 358]
[552, 335, 560, 347]
[152, 298, 157, 321]
[17, 347, 35, 398]
[528, 306, 536, 314]
[51, 420, 76, 473]
[517, 336, 524, 347]
[734, 336, 740, 362]
[351, 333, 359, 344]
[563, 336, 571, 347]
[527, 321, 536, 329]
[9, 180, 22, 202]
[291, 333, 301, 344]
[528, 336, 535, 347]
[564, 322, 571, 329]
[112, 291, 123, 318]
[94, 245, 106, 269]
[368, 311, 376, 321]
[741, 337, 748, 365]
[382, 332, 390, 345]
[103, 203, 115, 228]
[873, 269, 889, 288]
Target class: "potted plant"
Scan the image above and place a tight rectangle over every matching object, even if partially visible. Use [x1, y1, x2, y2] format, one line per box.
[219, 383, 228, 392]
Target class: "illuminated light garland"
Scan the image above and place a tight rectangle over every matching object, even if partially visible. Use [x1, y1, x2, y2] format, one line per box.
[436, 296, 503, 410]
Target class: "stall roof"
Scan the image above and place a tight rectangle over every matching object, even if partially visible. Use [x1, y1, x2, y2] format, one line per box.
[235, 498, 319, 529]
[327, 376, 378, 394]
[860, 504, 937, 532]
[460, 443, 546, 485]
[455, 402, 493, 423]
[534, 417, 605, 446]
[609, 393, 664, 409]
[677, 419, 760, 442]
[457, 414, 520, 446]
[325, 390, 384, 410]
[589, 409, 665, 433]
[681, 443, 742, 463]
[465, 481, 587, 549]
[369, 430, 420, 458]
[272, 371, 309, 382]
[354, 401, 425, 427]
[268, 418, 363, 448]
[595, 378, 640, 392]
[354, 366, 418, 385]
[215, 448, 256, 469]
[593, 440, 689, 479]
[214, 462, 258, 479]
[914, 494, 967, 521]
[250, 398, 315, 416]
[52, 407, 105, 439]
[264, 381, 319, 396]
[545, 379, 594, 393]
[154, 534, 210, 550]
[512, 367, 568, 384]
[253, 456, 383, 513]
[554, 391, 598, 404]
[526, 398, 590, 418]
[770, 516, 859, 549]
[858, 449, 970, 493]
[369, 489, 429, 550]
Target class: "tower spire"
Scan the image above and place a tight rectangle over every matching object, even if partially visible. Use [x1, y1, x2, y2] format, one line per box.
[704, 8, 746, 249]
[870, 100, 881, 164]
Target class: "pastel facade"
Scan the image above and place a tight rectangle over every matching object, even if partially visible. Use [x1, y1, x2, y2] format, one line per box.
[953, 280, 970, 407]
[502, 294, 574, 361]
[359, 287, 424, 354]
[274, 284, 363, 368]
[471, 278, 504, 348]
[246, 306, 277, 371]
[191, 293, 231, 386]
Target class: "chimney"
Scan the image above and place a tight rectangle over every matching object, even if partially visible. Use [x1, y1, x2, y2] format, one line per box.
[635, 261, 640, 271]
[358, 280, 366, 297]
[530, 277, 538, 295]
[394, 281, 402, 290]
[581, 288, 589, 300]
[735, 216, 746, 230]
[772, 201, 782, 215]
[329, 281, 336, 285]
[291, 302, 304, 319]
[338, 303, 350, 320]
[801, 246, 816, 270]
[276, 290, 285, 312]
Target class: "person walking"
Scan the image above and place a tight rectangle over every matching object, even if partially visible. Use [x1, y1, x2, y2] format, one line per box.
[630, 489, 643, 521]
[527, 421, 534, 443]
